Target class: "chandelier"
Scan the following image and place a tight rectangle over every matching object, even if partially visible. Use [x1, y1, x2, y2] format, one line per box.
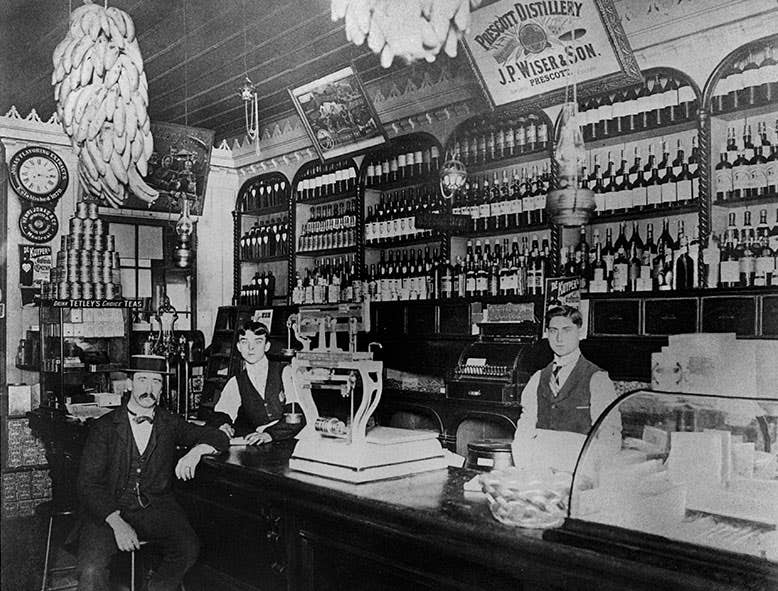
[439, 156, 467, 200]
[331, 0, 482, 67]
[240, 76, 261, 154]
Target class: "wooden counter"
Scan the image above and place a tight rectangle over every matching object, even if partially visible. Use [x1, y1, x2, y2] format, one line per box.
[28, 408, 776, 591]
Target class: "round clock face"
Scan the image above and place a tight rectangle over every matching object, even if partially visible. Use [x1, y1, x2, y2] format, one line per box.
[9, 146, 69, 203]
[19, 205, 59, 243]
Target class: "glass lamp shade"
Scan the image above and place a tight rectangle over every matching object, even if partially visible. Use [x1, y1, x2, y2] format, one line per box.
[439, 158, 468, 200]
[547, 102, 595, 226]
[175, 197, 193, 238]
[173, 197, 194, 269]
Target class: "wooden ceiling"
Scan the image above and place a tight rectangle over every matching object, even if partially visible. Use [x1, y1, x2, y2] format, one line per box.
[1, 0, 426, 144]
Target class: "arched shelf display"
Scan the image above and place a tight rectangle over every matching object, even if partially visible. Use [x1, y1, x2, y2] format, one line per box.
[291, 156, 360, 305]
[444, 107, 558, 292]
[233, 171, 292, 306]
[701, 33, 778, 289]
[359, 132, 447, 300]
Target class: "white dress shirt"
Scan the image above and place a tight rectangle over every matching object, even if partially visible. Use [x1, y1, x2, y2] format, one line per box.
[214, 357, 268, 423]
[512, 349, 621, 472]
[128, 411, 153, 454]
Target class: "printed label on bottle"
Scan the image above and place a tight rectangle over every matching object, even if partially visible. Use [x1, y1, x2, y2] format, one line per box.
[631, 186, 647, 208]
[612, 263, 628, 290]
[720, 260, 740, 283]
[661, 182, 676, 204]
[714, 169, 732, 198]
[647, 184, 662, 205]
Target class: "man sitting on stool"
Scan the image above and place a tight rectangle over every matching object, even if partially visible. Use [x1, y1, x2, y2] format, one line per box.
[77, 354, 229, 591]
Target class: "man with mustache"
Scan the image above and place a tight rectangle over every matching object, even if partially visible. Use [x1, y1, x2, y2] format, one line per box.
[76, 355, 229, 591]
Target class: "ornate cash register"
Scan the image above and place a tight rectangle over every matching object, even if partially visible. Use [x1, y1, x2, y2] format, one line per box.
[446, 301, 549, 404]
[284, 303, 447, 483]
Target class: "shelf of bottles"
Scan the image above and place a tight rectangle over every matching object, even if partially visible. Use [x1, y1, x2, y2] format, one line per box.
[292, 157, 361, 305]
[233, 172, 292, 306]
[707, 35, 778, 290]
[362, 132, 444, 250]
[446, 110, 553, 241]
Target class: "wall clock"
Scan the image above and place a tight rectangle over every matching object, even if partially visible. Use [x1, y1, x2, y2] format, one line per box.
[19, 205, 59, 243]
[9, 146, 69, 203]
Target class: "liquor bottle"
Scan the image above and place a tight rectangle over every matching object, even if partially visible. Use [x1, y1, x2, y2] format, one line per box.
[612, 149, 628, 213]
[720, 213, 741, 288]
[628, 242, 642, 292]
[611, 238, 629, 292]
[702, 232, 721, 288]
[739, 210, 756, 286]
[644, 143, 661, 209]
[591, 240, 608, 288]
[657, 140, 674, 206]
[602, 227, 616, 282]
[755, 209, 774, 286]
[731, 126, 748, 200]
[658, 217, 676, 252]
[627, 146, 644, 210]
[563, 245, 577, 277]
[674, 224, 694, 291]
[711, 139, 731, 203]
[753, 121, 769, 197]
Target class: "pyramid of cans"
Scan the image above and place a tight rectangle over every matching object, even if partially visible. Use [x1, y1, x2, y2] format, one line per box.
[45, 200, 123, 300]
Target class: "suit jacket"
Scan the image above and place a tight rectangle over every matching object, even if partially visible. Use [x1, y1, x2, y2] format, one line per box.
[77, 404, 229, 524]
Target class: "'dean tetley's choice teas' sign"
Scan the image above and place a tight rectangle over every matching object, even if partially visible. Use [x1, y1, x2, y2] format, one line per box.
[463, 0, 640, 108]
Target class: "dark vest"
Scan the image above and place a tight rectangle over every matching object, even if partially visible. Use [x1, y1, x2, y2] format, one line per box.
[536, 355, 603, 435]
[234, 362, 284, 435]
[117, 434, 152, 511]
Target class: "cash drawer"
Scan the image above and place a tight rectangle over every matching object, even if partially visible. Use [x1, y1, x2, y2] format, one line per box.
[701, 296, 756, 336]
[590, 299, 640, 336]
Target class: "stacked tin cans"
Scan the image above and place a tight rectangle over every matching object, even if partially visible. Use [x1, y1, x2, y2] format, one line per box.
[45, 201, 123, 300]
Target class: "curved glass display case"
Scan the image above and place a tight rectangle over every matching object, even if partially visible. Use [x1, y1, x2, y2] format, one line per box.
[566, 390, 777, 566]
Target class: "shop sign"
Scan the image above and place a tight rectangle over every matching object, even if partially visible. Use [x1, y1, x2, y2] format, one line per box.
[543, 275, 589, 337]
[462, 0, 641, 109]
[19, 244, 51, 306]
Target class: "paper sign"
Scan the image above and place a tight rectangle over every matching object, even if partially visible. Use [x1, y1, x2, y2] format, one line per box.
[19, 244, 51, 306]
[252, 309, 274, 330]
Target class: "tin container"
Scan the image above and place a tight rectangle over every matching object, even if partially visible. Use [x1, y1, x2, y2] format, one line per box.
[101, 250, 113, 266]
[70, 216, 84, 234]
[93, 219, 105, 235]
[314, 417, 348, 438]
[79, 250, 91, 266]
[102, 267, 113, 284]
[78, 265, 93, 284]
[465, 439, 514, 472]
[83, 217, 94, 236]
[67, 234, 82, 250]
[70, 282, 82, 299]
[88, 201, 99, 220]
[58, 282, 70, 299]
[94, 282, 105, 300]
[82, 282, 93, 300]
[76, 202, 89, 219]
[83, 233, 94, 251]
[93, 235, 105, 251]
[105, 283, 116, 299]
[91, 250, 102, 268]
[106, 235, 115, 252]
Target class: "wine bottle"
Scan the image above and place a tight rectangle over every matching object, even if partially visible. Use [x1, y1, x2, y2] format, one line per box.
[720, 213, 740, 288]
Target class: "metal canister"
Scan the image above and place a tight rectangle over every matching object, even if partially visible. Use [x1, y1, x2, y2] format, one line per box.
[78, 264, 92, 284]
[106, 235, 115, 252]
[102, 266, 113, 284]
[70, 216, 84, 234]
[93, 219, 105, 236]
[66, 263, 78, 281]
[70, 282, 82, 299]
[76, 201, 89, 219]
[78, 250, 90, 266]
[82, 233, 94, 251]
[58, 282, 70, 299]
[88, 201, 99, 220]
[93, 234, 105, 251]
[91, 266, 103, 284]
[465, 439, 514, 472]
[82, 282, 93, 300]
[91, 250, 101, 268]
[83, 217, 94, 236]
[94, 282, 105, 300]
[67, 234, 82, 250]
[105, 282, 116, 299]
[314, 417, 348, 437]
[112, 251, 120, 268]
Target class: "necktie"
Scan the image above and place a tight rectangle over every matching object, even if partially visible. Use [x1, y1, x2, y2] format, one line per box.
[551, 364, 562, 397]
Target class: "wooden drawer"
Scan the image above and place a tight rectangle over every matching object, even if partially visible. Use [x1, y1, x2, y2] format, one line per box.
[644, 298, 697, 335]
[371, 302, 405, 337]
[590, 299, 640, 336]
[407, 302, 436, 337]
[701, 296, 756, 336]
[762, 295, 778, 336]
[439, 301, 470, 336]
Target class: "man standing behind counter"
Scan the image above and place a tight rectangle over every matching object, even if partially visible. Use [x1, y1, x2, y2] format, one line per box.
[512, 305, 621, 472]
[77, 354, 229, 591]
[213, 321, 304, 445]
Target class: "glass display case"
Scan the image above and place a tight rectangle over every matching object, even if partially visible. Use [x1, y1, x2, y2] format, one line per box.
[565, 389, 777, 566]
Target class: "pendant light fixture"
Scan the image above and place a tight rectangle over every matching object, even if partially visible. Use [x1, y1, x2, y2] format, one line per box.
[239, 0, 261, 154]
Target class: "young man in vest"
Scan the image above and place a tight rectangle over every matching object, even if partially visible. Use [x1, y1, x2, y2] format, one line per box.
[77, 354, 229, 591]
[512, 305, 621, 471]
[213, 321, 304, 444]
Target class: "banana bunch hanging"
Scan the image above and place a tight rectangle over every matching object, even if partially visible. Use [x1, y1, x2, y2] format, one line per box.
[331, 0, 482, 67]
[52, 0, 158, 208]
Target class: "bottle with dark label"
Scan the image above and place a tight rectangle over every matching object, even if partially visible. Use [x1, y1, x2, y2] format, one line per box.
[739, 210, 756, 286]
[720, 213, 741, 288]
[674, 223, 694, 291]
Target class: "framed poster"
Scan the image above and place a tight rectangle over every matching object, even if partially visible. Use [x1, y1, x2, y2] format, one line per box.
[289, 66, 386, 161]
[462, 0, 641, 109]
[132, 122, 215, 216]
[543, 276, 589, 337]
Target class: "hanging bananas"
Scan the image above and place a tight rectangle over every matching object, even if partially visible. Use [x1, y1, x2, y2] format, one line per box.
[52, 0, 157, 208]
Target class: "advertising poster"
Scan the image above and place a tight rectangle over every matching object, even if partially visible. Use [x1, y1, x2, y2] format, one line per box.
[463, 0, 639, 108]
[19, 244, 52, 306]
[290, 66, 386, 161]
[543, 275, 588, 337]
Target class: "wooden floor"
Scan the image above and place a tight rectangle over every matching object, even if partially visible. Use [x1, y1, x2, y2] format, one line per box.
[1, 513, 255, 591]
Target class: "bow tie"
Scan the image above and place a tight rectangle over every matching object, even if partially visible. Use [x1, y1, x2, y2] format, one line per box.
[128, 409, 154, 424]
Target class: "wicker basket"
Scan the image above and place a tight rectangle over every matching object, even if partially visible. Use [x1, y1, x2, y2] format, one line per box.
[479, 468, 572, 529]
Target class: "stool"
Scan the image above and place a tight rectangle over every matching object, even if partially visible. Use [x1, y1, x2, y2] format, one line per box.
[130, 542, 186, 591]
[40, 505, 77, 591]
